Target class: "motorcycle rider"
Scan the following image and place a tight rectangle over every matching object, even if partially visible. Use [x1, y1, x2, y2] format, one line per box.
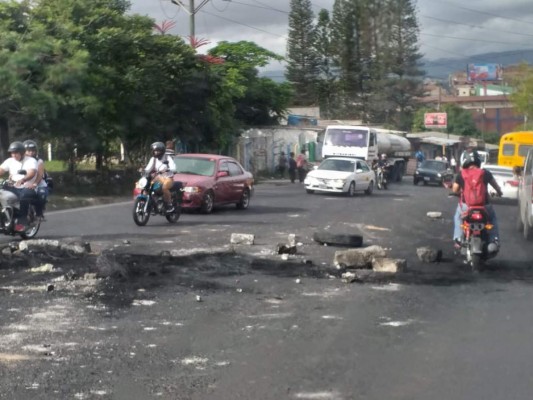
[23, 140, 48, 219]
[144, 141, 176, 213]
[452, 150, 503, 253]
[0, 141, 38, 232]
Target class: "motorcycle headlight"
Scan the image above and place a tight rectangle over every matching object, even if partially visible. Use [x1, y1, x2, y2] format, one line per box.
[184, 186, 201, 193]
[137, 177, 148, 188]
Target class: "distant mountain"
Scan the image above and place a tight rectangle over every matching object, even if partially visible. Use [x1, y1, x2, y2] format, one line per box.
[260, 49, 533, 83]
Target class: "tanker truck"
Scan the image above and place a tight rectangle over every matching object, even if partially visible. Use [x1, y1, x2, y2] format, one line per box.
[321, 125, 412, 182]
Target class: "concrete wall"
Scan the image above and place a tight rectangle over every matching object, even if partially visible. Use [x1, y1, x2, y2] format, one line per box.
[233, 127, 323, 174]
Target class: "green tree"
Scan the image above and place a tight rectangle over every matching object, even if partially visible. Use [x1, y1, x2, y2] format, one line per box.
[285, 0, 320, 106]
[509, 62, 533, 125]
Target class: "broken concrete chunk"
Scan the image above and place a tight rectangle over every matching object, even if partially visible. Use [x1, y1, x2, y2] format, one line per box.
[334, 245, 387, 269]
[288, 234, 297, 247]
[276, 243, 297, 255]
[19, 239, 61, 252]
[341, 271, 357, 283]
[230, 233, 254, 245]
[427, 211, 442, 219]
[30, 263, 54, 273]
[372, 257, 407, 273]
[416, 246, 442, 263]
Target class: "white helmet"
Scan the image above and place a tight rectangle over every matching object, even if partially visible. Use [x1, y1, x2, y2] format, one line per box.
[381, 153, 387, 159]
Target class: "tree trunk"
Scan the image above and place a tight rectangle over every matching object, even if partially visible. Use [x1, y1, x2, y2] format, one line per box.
[0, 117, 9, 160]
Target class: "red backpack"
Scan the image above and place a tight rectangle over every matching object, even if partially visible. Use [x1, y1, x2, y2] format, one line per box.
[461, 168, 487, 206]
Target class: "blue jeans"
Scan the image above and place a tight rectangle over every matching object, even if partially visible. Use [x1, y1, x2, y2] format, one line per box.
[453, 203, 499, 243]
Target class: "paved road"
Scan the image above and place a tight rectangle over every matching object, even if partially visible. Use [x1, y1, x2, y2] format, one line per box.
[1, 179, 532, 400]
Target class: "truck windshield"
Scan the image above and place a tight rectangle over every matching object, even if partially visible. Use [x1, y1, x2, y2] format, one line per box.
[325, 128, 368, 147]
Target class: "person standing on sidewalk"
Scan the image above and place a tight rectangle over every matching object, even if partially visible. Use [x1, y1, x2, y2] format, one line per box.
[276, 151, 287, 178]
[296, 149, 307, 183]
[288, 152, 297, 183]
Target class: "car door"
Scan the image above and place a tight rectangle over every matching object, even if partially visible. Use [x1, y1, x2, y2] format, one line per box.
[356, 160, 372, 189]
[215, 160, 232, 203]
[227, 161, 246, 202]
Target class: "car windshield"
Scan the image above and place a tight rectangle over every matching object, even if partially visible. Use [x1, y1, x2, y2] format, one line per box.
[421, 160, 447, 171]
[325, 129, 368, 147]
[174, 157, 216, 176]
[318, 159, 355, 172]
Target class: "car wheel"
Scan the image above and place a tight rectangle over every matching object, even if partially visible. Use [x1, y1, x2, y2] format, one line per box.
[364, 181, 373, 195]
[313, 231, 363, 247]
[347, 182, 356, 197]
[236, 188, 250, 210]
[306, 189, 315, 194]
[200, 191, 214, 214]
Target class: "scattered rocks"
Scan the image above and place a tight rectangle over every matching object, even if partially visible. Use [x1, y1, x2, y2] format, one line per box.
[427, 211, 443, 219]
[30, 263, 54, 273]
[416, 246, 442, 263]
[371, 257, 407, 273]
[334, 245, 387, 269]
[230, 233, 255, 245]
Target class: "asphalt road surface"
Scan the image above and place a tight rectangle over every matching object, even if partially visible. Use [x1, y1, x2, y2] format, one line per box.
[1, 178, 532, 400]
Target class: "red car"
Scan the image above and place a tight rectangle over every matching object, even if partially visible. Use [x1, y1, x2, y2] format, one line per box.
[133, 154, 254, 214]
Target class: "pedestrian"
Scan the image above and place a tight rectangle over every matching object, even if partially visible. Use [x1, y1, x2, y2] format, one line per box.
[296, 149, 307, 183]
[415, 149, 425, 167]
[288, 152, 297, 183]
[450, 155, 457, 172]
[276, 151, 287, 178]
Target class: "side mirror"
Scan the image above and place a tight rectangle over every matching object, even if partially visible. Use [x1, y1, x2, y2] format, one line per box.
[356, 169, 363, 173]
[313, 165, 318, 170]
[217, 171, 229, 178]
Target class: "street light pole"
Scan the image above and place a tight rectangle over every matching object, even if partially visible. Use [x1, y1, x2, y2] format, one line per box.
[170, 0, 212, 38]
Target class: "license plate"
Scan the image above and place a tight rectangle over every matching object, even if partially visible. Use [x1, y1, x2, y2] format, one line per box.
[424, 177, 430, 181]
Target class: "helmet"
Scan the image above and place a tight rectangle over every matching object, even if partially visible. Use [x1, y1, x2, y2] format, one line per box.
[7, 141, 25, 154]
[150, 141, 165, 158]
[381, 153, 387, 159]
[23, 140, 38, 151]
[461, 150, 481, 168]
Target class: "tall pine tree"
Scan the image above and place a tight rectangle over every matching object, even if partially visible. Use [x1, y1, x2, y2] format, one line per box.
[285, 0, 320, 106]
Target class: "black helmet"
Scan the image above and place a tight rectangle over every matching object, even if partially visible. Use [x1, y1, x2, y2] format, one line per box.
[150, 141, 165, 158]
[23, 140, 38, 151]
[8, 141, 25, 154]
[461, 150, 481, 168]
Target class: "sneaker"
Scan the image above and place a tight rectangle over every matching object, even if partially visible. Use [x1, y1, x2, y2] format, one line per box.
[165, 205, 175, 214]
[14, 223, 26, 233]
[453, 238, 462, 250]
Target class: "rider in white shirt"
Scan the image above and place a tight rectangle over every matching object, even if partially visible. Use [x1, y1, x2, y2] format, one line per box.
[0, 141, 38, 231]
[24, 140, 48, 218]
[144, 141, 176, 213]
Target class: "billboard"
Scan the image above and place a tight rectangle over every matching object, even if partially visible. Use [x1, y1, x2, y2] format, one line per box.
[467, 63, 503, 82]
[424, 112, 447, 129]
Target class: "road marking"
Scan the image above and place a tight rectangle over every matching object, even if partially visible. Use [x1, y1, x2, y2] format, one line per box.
[48, 201, 131, 215]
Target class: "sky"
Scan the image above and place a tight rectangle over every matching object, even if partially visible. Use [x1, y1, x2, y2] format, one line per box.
[129, 0, 533, 72]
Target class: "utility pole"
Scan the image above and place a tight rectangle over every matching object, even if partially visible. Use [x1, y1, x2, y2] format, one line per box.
[170, 0, 213, 38]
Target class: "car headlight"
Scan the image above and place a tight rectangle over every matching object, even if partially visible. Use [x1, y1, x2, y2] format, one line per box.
[437, 173, 442, 178]
[305, 177, 319, 185]
[415, 171, 420, 175]
[331, 179, 345, 187]
[183, 186, 201, 193]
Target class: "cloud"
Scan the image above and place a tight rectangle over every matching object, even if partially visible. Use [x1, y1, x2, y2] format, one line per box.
[129, 0, 533, 69]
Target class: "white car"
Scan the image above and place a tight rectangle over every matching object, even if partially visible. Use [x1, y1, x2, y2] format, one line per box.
[304, 157, 374, 196]
[483, 164, 519, 200]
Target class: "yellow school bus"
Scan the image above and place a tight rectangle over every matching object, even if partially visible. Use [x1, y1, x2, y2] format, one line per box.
[498, 131, 533, 168]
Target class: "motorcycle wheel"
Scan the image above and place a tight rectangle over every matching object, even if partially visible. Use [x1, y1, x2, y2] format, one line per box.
[20, 206, 40, 239]
[133, 198, 151, 226]
[471, 254, 482, 272]
[165, 199, 181, 223]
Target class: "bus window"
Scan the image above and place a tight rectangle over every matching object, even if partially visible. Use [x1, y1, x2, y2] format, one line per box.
[519, 145, 533, 157]
[502, 143, 515, 156]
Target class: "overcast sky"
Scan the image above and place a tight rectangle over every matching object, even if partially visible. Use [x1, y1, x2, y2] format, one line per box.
[129, 0, 533, 71]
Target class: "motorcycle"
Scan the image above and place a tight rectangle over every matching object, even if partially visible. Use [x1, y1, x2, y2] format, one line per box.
[451, 192, 500, 271]
[374, 165, 389, 190]
[132, 171, 182, 226]
[0, 179, 41, 239]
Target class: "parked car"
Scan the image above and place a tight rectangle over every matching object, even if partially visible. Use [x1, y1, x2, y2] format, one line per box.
[482, 164, 519, 200]
[413, 160, 454, 186]
[517, 148, 533, 239]
[133, 154, 254, 214]
[303, 157, 374, 196]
